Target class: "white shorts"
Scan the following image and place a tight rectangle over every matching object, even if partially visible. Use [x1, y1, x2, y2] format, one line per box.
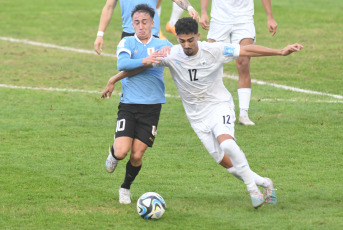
[189, 102, 236, 163]
[207, 22, 256, 44]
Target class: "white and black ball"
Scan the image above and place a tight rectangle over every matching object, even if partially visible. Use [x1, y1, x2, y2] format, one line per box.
[137, 192, 166, 220]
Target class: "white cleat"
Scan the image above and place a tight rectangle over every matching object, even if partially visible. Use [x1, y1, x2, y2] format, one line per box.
[239, 115, 255, 126]
[119, 188, 131, 204]
[249, 189, 265, 209]
[264, 178, 277, 204]
[105, 146, 119, 173]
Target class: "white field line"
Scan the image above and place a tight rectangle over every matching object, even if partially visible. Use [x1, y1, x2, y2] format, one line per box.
[1, 36, 343, 100]
[0, 84, 180, 98]
[1, 84, 343, 103]
[0, 36, 116, 58]
[223, 74, 343, 99]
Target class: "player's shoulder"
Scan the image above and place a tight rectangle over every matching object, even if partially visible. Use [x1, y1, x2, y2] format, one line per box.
[117, 36, 135, 48]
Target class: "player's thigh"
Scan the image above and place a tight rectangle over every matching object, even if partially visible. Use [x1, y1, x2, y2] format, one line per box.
[114, 136, 133, 159]
[210, 103, 236, 140]
[207, 22, 233, 43]
[231, 23, 256, 45]
[190, 122, 225, 163]
[115, 104, 136, 139]
[135, 104, 162, 147]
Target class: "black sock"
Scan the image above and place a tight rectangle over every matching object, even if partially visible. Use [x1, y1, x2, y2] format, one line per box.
[111, 145, 121, 160]
[121, 161, 142, 189]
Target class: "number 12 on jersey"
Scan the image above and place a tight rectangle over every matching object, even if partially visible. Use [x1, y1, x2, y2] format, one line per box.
[188, 69, 198, 81]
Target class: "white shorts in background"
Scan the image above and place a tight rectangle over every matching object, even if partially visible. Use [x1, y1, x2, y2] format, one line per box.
[207, 22, 256, 44]
[189, 103, 236, 163]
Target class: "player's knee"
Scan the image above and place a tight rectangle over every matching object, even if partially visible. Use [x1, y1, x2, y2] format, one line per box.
[130, 151, 145, 165]
[219, 139, 237, 156]
[113, 146, 129, 160]
[236, 56, 250, 69]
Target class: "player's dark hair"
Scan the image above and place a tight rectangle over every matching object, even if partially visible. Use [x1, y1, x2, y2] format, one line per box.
[131, 4, 155, 19]
[175, 17, 198, 35]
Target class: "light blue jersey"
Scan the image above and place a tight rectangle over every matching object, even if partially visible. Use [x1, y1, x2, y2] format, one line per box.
[117, 35, 173, 104]
[119, 0, 160, 37]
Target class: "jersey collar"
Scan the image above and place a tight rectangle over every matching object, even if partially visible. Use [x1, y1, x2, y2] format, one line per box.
[134, 34, 153, 45]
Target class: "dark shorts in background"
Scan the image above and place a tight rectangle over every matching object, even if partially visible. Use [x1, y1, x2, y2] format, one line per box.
[121, 32, 160, 39]
[115, 103, 162, 147]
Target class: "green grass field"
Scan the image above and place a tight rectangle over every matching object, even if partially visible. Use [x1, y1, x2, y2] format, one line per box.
[1, 0, 343, 229]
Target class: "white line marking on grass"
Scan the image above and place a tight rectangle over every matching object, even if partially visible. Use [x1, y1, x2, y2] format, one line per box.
[1, 36, 343, 100]
[0, 36, 116, 58]
[223, 74, 343, 99]
[0, 84, 180, 98]
[1, 84, 342, 103]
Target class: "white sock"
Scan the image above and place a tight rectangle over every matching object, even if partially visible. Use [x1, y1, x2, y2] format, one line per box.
[227, 167, 270, 188]
[156, 5, 161, 17]
[220, 139, 257, 191]
[238, 88, 251, 117]
[169, 2, 184, 26]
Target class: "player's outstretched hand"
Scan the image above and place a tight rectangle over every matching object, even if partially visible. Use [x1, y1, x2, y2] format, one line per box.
[188, 8, 200, 21]
[159, 46, 171, 56]
[101, 82, 115, 99]
[94, 36, 104, 55]
[281, 43, 303, 56]
[142, 50, 165, 66]
[200, 14, 210, 30]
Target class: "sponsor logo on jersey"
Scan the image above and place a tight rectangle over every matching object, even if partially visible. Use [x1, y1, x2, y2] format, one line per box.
[223, 46, 235, 56]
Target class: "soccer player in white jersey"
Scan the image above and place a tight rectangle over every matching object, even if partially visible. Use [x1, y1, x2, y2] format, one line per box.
[152, 17, 301, 208]
[200, 0, 278, 125]
[102, 17, 302, 208]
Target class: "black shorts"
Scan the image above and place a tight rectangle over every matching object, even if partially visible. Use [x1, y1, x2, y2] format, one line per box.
[121, 32, 160, 39]
[115, 103, 162, 147]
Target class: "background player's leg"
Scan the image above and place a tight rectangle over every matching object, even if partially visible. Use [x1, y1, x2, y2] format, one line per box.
[166, 2, 184, 36]
[236, 38, 255, 126]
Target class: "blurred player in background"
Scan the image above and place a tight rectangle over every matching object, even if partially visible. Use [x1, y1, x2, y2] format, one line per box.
[94, 0, 199, 55]
[156, 0, 184, 38]
[200, 0, 278, 126]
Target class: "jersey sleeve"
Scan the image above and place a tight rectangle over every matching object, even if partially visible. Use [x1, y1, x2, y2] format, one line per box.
[116, 37, 132, 56]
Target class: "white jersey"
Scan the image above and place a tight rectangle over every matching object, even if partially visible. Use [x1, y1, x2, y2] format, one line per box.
[210, 0, 254, 24]
[155, 41, 240, 122]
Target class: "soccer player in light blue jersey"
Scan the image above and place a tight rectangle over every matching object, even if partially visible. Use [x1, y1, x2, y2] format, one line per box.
[101, 4, 173, 205]
[94, 0, 199, 55]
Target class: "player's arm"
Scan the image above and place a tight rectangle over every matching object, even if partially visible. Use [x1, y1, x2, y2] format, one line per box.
[117, 51, 165, 71]
[172, 0, 199, 20]
[101, 68, 146, 98]
[94, 0, 118, 55]
[239, 44, 303, 57]
[261, 0, 278, 36]
[199, 0, 210, 30]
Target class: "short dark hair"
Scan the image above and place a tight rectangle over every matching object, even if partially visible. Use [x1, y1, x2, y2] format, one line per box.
[175, 17, 198, 35]
[131, 4, 155, 19]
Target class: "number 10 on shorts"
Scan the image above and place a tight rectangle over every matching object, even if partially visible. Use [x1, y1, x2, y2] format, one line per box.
[116, 119, 126, 132]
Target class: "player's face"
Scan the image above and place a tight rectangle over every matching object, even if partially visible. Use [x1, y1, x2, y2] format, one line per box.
[132, 12, 154, 41]
[177, 33, 200, 56]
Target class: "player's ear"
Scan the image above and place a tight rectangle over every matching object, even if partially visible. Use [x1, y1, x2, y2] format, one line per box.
[197, 33, 201, 41]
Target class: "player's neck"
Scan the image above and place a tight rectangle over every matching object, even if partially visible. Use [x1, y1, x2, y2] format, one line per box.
[135, 33, 153, 44]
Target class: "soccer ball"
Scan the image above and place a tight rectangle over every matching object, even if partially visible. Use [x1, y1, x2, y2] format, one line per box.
[137, 192, 166, 220]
